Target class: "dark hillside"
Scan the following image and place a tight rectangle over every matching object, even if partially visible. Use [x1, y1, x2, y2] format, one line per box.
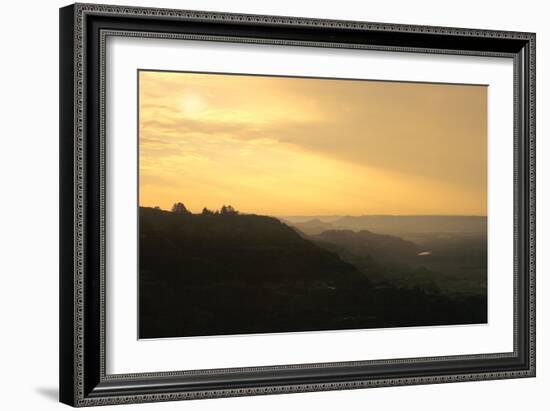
[140, 207, 361, 284]
[312, 229, 419, 262]
[311, 229, 486, 296]
[139, 207, 486, 338]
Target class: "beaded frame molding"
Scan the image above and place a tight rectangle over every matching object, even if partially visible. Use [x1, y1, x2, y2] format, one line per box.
[59, 3, 535, 407]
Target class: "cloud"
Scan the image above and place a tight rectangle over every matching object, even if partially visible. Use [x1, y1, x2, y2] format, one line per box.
[138, 71, 487, 215]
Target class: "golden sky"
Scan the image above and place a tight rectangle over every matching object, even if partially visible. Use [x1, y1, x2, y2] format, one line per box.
[139, 70, 487, 216]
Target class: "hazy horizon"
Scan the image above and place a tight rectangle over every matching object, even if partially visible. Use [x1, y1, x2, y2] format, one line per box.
[139, 71, 487, 216]
[140, 204, 487, 219]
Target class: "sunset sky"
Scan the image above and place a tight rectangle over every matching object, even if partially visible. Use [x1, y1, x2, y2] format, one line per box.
[139, 70, 487, 216]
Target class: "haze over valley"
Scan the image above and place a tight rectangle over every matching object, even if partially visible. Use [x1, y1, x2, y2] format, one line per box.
[283, 214, 487, 297]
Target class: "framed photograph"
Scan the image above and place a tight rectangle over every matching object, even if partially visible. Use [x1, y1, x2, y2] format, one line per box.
[59, 3, 536, 406]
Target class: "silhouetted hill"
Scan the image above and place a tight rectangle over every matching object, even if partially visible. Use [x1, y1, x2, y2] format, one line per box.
[310, 228, 486, 296]
[334, 215, 487, 235]
[312, 229, 419, 262]
[139, 207, 487, 338]
[140, 207, 360, 284]
[287, 218, 335, 236]
[284, 215, 487, 237]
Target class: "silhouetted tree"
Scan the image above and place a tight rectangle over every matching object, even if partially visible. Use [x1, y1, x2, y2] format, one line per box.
[201, 207, 214, 215]
[171, 202, 190, 214]
[154, 206, 161, 210]
[220, 205, 238, 215]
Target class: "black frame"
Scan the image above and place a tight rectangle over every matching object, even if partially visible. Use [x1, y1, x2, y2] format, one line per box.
[60, 3, 536, 407]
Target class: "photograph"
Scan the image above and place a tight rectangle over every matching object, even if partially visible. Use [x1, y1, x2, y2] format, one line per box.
[138, 70, 489, 339]
[57, 2, 536, 406]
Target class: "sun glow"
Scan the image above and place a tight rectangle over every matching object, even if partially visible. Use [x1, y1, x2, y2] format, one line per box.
[180, 92, 207, 116]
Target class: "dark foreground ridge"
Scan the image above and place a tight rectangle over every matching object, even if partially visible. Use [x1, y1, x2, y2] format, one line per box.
[139, 207, 487, 338]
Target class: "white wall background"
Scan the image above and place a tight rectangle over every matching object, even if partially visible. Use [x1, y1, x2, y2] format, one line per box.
[0, 0, 546, 409]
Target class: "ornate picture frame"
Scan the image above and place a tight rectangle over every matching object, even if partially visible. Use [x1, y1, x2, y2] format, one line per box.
[59, 3, 535, 406]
